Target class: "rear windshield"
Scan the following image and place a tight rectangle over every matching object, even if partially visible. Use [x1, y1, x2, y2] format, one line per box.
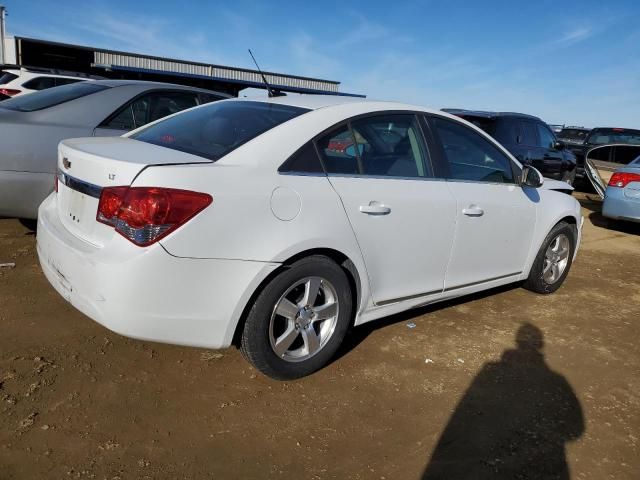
[559, 128, 589, 141]
[0, 82, 109, 112]
[131, 100, 310, 161]
[0, 71, 19, 85]
[586, 128, 640, 146]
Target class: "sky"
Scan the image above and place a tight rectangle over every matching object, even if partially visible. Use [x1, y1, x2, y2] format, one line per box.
[4, 0, 640, 128]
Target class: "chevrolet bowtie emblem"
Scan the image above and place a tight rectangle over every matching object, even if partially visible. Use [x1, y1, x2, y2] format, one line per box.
[62, 158, 72, 169]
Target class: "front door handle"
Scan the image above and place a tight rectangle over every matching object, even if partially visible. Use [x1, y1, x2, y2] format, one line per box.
[462, 205, 484, 217]
[359, 202, 391, 215]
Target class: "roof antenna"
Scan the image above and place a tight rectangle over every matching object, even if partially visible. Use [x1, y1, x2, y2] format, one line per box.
[248, 49, 285, 97]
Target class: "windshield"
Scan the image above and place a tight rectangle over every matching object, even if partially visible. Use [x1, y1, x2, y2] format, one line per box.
[558, 128, 589, 142]
[131, 100, 310, 161]
[586, 128, 640, 146]
[0, 82, 109, 112]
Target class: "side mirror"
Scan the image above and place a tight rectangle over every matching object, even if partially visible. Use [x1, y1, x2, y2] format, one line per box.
[553, 140, 565, 150]
[521, 165, 544, 188]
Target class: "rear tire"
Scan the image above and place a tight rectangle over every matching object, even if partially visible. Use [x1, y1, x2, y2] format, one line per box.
[524, 221, 576, 294]
[240, 255, 352, 380]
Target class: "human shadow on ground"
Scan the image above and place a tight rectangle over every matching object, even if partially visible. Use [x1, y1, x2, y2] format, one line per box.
[421, 323, 584, 480]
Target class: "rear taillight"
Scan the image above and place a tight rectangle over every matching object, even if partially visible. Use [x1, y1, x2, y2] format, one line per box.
[97, 186, 212, 246]
[0, 88, 21, 96]
[608, 172, 640, 188]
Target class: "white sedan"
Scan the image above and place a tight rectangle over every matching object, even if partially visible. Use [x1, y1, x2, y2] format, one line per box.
[37, 96, 582, 379]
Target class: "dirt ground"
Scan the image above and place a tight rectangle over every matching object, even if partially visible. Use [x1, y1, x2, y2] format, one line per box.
[0, 192, 639, 479]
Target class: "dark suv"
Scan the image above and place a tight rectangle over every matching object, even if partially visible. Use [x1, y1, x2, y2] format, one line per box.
[442, 109, 577, 185]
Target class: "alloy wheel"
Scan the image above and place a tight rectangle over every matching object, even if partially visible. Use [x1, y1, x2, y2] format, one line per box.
[543, 233, 570, 284]
[269, 276, 340, 362]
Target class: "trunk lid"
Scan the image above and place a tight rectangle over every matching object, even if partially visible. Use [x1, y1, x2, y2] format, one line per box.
[57, 137, 211, 246]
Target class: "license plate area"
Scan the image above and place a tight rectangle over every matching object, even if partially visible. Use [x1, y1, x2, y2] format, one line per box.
[57, 181, 105, 247]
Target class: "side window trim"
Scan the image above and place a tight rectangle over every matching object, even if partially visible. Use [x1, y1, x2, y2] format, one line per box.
[425, 113, 520, 185]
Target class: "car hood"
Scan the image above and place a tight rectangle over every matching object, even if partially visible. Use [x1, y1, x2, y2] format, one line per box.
[540, 178, 574, 192]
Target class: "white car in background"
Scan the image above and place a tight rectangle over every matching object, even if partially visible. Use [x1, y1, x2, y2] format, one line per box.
[37, 96, 583, 379]
[0, 67, 100, 99]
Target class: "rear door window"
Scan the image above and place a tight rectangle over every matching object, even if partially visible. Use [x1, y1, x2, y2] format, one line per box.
[102, 91, 200, 131]
[519, 121, 538, 146]
[131, 100, 309, 161]
[317, 114, 431, 178]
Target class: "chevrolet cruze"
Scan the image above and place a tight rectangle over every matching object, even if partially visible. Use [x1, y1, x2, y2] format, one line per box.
[37, 96, 583, 379]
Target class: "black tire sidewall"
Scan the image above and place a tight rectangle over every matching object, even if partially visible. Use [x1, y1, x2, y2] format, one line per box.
[241, 256, 353, 380]
[527, 222, 576, 294]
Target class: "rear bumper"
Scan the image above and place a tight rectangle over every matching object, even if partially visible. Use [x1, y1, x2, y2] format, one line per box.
[602, 189, 640, 223]
[36, 193, 279, 348]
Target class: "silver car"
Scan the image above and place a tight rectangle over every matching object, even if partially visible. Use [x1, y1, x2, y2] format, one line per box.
[0, 80, 229, 219]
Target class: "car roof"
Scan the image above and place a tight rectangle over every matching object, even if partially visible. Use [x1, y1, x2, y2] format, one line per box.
[441, 108, 542, 122]
[229, 94, 454, 116]
[88, 79, 231, 96]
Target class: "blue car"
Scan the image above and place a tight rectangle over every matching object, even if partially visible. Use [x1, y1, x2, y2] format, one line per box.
[602, 157, 640, 223]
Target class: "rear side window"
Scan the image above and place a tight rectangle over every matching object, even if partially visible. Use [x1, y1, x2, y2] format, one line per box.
[279, 142, 324, 174]
[431, 116, 515, 184]
[0, 82, 109, 112]
[131, 101, 309, 161]
[22, 76, 56, 90]
[0, 71, 19, 84]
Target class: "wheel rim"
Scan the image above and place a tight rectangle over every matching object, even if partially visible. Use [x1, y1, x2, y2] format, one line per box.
[543, 233, 571, 284]
[269, 276, 340, 363]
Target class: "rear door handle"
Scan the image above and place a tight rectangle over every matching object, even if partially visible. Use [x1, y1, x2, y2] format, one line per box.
[359, 202, 391, 215]
[462, 205, 484, 217]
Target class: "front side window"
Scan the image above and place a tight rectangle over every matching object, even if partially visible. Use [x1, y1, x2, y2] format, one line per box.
[317, 114, 430, 178]
[537, 124, 556, 149]
[131, 100, 309, 161]
[0, 82, 109, 112]
[431, 116, 515, 184]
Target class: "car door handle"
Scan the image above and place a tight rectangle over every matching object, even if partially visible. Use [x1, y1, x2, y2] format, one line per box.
[359, 203, 391, 215]
[462, 205, 484, 217]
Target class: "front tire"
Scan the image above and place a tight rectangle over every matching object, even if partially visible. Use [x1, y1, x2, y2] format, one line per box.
[524, 221, 576, 294]
[240, 256, 353, 380]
